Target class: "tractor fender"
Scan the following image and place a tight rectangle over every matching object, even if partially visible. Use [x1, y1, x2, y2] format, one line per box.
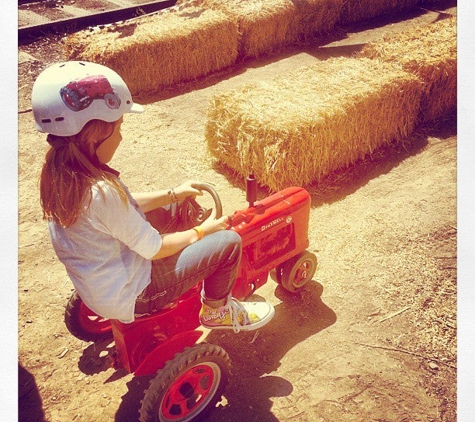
[134, 330, 203, 377]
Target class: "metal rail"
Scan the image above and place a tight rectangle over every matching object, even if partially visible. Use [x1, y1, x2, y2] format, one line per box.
[19, 0, 177, 44]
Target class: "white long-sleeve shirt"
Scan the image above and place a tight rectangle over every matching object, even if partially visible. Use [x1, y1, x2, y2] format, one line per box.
[49, 177, 162, 323]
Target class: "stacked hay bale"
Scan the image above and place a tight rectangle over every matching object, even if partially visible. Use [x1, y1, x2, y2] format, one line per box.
[64, 6, 239, 96]
[339, 0, 420, 24]
[188, 0, 343, 60]
[419, 0, 455, 7]
[205, 57, 422, 191]
[288, 0, 343, 41]
[358, 15, 456, 123]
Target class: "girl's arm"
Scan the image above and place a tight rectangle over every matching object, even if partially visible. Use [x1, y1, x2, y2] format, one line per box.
[131, 190, 171, 213]
[131, 181, 203, 213]
[152, 228, 201, 259]
[152, 210, 230, 259]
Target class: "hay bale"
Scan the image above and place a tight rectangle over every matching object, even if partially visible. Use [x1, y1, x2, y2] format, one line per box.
[206, 57, 422, 191]
[358, 16, 456, 123]
[196, 0, 298, 59]
[339, 0, 420, 24]
[189, 0, 342, 60]
[419, 0, 455, 7]
[289, 0, 343, 40]
[64, 7, 239, 96]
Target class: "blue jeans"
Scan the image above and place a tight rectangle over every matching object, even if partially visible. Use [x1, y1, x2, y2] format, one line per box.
[134, 204, 242, 316]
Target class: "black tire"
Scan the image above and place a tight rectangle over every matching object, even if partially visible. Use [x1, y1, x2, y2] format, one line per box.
[275, 250, 318, 293]
[64, 291, 113, 342]
[60, 87, 82, 111]
[139, 343, 231, 422]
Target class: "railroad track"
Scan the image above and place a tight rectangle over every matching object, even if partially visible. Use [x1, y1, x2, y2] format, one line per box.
[19, 0, 177, 44]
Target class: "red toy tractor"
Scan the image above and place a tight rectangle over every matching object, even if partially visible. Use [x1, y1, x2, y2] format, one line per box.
[60, 74, 121, 112]
[64, 176, 318, 421]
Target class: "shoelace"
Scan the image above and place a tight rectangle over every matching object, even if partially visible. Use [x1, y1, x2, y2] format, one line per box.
[225, 298, 251, 333]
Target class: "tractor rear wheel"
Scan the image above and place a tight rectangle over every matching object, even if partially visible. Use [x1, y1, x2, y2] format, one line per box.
[64, 291, 112, 342]
[139, 343, 230, 422]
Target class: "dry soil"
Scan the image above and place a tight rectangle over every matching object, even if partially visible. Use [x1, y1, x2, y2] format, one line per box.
[18, 6, 457, 422]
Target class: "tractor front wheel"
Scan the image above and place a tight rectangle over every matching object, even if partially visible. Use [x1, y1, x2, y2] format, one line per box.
[275, 250, 318, 293]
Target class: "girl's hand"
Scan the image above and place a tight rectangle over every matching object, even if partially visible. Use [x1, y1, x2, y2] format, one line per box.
[174, 181, 203, 202]
[200, 208, 230, 236]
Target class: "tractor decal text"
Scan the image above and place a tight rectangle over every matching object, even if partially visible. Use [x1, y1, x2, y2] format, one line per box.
[261, 217, 285, 232]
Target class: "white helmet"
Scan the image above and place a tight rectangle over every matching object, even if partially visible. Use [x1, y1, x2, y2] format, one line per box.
[31, 61, 143, 137]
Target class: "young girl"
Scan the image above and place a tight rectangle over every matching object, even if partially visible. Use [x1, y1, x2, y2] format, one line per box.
[33, 61, 274, 333]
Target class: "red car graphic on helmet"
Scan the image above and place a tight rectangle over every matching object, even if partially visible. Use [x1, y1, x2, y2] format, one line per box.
[60, 75, 121, 112]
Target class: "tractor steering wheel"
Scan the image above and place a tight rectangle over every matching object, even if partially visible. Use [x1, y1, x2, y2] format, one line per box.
[191, 183, 223, 219]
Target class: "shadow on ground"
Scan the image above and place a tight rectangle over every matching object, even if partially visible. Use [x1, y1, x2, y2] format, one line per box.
[112, 281, 335, 421]
[204, 281, 336, 421]
[306, 115, 457, 207]
[19, 363, 47, 422]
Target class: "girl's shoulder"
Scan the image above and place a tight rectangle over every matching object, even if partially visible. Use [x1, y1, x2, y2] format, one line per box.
[90, 179, 122, 202]
[89, 177, 132, 209]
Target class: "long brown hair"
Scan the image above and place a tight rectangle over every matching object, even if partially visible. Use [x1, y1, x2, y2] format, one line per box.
[40, 119, 128, 227]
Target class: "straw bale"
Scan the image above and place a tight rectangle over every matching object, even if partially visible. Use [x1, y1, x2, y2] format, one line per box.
[64, 7, 239, 96]
[196, 0, 297, 59]
[358, 16, 456, 123]
[419, 0, 454, 6]
[289, 0, 343, 40]
[206, 57, 422, 191]
[339, 0, 420, 24]
[189, 0, 342, 59]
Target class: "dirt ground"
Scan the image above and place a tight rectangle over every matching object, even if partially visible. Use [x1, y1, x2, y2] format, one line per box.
[18, 5, 458, 422]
